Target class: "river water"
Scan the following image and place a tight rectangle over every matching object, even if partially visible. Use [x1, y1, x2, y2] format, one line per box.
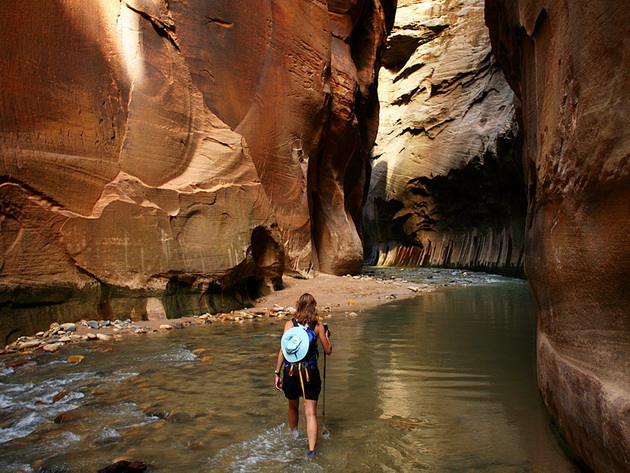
[0, 269, 581, 472]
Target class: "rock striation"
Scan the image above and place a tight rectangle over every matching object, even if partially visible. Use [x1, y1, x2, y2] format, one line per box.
[364, 0, 526, 276]
[485, 1, 630, 471]
[0, 0, 393, 344]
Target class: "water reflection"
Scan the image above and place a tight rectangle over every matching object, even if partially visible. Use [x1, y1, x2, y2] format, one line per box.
[0, 272, 581, 472]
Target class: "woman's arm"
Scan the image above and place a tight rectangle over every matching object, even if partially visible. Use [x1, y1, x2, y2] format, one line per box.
[274, 320, 294, 391]
[274, 348, 284, 391]
[316, 321, 332, 355]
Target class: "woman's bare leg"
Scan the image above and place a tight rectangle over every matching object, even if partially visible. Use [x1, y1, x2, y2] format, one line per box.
[288, 399, 300, 431]
[304, 400, 318, 452]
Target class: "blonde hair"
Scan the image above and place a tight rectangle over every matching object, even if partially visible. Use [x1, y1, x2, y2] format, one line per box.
[295, 293, 318, 326]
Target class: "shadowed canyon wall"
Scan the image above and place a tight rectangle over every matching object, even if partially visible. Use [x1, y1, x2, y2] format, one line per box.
[0, 0, 394, 344]
[364, 0, 526, 276]
[486, 1, 630, 471]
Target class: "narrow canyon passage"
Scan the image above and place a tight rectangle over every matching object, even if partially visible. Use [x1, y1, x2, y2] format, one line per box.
[0, 270, 580, 472]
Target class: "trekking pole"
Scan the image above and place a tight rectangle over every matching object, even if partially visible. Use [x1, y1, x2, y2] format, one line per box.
[323, 350, 327, 419]
[322, 323, 330, 422]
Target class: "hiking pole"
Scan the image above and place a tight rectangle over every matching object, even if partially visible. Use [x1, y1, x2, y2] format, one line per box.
[323, 350, 327, 419]
[322, 323, 330, 422]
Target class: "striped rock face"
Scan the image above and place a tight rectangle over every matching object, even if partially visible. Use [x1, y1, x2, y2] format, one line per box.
[364, 0, 526, 277]
[485, 1, 630, 471]
[0, 0, 394, 343]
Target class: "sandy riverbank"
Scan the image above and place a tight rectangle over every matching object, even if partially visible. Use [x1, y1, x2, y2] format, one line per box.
[2, 272, 434, 355]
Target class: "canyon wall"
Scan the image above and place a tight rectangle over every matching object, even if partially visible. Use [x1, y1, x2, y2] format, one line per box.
[0, 0, 393, 344]
[485, 1, 630, 471]
[364, 0, 526, 276]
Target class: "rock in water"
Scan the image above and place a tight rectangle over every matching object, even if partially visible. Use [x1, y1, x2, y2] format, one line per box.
[0, 0, 395, 344]
[485, 1, 630, 471]
[96, 460, 149, 473]
[365, 0, 525, 276]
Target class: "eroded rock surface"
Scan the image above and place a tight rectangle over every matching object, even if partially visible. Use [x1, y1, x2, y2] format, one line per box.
[0, 0, 393, 343]
[485, 1, 630, 471]
[365, 0, 525, 276]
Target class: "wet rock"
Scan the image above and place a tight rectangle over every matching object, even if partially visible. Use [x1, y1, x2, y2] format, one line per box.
[7, 359, 36, 368]
[60, 323, 76, 332]
[86, 320, 99, 330]
[165, 412, 193, 424]
[43, 343, 63, 352]
[54, 410, 81, 424]
[144, 410, 171, 420]
[18, 339, 42, 349]
[159, 325, 173, 330]
[86, 333, 97, 340]
[52, 391, 70, 403]
[96, 333, 112, 341]
[96, 460, 150, 473]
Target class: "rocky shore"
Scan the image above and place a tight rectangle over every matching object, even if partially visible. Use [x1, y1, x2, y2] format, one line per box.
[1, 272, 435, 360]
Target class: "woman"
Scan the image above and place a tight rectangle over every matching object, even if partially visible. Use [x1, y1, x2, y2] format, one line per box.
[274, 293, 332, 454]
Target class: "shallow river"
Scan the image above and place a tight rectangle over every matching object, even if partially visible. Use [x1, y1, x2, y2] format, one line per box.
[1, 269, 581, 472]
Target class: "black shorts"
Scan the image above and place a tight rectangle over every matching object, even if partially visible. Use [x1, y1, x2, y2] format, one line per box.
[282, 364, 321, 401]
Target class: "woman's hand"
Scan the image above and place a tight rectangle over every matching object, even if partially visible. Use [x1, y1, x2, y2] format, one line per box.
[274, 373, 283, 391]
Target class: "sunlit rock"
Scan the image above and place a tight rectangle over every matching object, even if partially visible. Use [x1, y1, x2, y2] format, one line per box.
[485, 1, 630, 471]
[0, 0, 394, 343]
[365, 0, 525, 276]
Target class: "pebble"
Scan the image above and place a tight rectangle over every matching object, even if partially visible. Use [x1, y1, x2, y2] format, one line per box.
[67, 355, 85, 363]
[18, 340, 41, 349]
[96, 333, 112, 341]
[160, 324, 173, 330]
[86, 320, 99, 329]
[86, 333, 97, 340]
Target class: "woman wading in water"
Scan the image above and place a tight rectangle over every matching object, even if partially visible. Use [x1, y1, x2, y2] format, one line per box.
[274, 293, 332, 455]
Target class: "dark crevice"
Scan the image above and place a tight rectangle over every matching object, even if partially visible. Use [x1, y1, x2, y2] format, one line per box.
[125, 2, 180, 51]
[207, 17, 234, 28]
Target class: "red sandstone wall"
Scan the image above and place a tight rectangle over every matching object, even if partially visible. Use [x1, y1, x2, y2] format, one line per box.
[485, 1, 630, 471]
[0, 0, 394, 343]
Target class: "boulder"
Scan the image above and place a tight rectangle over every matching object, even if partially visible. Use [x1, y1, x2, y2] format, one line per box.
[485, 1, 630, 471]
[364, 0, 525, 276]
